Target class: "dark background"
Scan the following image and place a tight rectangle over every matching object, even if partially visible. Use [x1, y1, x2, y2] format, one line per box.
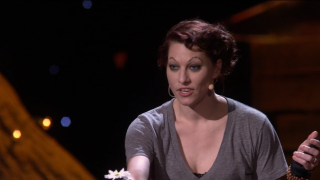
[0, 1, 266, 179]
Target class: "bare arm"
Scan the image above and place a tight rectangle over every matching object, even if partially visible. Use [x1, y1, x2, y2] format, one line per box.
[127, 155, 150, 180]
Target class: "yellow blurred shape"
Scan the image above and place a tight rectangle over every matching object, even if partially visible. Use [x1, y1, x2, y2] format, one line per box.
[13, 130, 21, 139]
[42, 118, 51, 127]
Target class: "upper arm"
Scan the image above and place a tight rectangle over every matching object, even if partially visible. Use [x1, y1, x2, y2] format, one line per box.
[255, 118, 288, 179]
[125, 117, 154, 162]
[127, 155, 150, 180]
[125, 117, 154, 180]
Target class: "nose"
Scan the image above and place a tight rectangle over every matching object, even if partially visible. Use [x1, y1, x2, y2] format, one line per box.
[178, 68, 190, 85]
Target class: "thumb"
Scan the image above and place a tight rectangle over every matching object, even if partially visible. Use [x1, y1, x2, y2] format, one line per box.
[307, 131, 318, 141]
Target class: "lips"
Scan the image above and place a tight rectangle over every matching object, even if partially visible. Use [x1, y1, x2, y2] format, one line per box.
[177, 88, 194, 97]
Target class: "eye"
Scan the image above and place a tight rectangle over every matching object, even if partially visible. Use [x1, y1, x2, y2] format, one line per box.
[169, 64, 179, 71]
[189, 65, 201, 71]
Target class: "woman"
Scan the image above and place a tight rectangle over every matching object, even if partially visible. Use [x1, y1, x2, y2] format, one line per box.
[125, 19, 319, 180]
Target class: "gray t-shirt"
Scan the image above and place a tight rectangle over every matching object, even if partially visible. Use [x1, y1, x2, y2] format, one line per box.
[125, 98, 288, 180]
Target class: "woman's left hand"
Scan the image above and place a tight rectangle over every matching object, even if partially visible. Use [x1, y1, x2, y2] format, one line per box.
[292, 131, 320, 170]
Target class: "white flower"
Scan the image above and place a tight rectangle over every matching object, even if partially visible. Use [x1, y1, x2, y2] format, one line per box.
[104, 168, 132, 180]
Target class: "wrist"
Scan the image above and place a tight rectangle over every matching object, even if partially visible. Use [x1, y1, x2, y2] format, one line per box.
[287, 165, 311, 180]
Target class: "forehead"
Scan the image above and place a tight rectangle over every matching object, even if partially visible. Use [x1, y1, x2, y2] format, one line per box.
[168, 41, 210, 63]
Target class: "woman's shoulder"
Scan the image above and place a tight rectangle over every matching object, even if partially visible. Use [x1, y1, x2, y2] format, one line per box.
[131, 99, 174, 126]
[225, 97, 276, 137]
[226, 97, 268, 122]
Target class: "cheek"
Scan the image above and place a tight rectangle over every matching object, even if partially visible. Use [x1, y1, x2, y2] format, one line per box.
[194, 72, 212, 86]
[198, 79, 210, 89]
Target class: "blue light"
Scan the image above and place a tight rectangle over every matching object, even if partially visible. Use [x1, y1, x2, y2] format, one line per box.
[82, 0, 92, 9]
[61, 117, 71, 127]
[49, 65, 59, 75]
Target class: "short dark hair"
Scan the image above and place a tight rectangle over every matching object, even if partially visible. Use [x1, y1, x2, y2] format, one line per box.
[157, 19, 238, 82]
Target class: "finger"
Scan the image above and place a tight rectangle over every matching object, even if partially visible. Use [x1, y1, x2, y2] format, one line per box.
[299, 131, 319, 150]
[292, 155, 312, 170]
[293, 152, 315, 171]
[293, 151, 319, 170]
[301, 144, 319, 157]
[310, 138, 320, 150]
[294, 151, 314, 162]
[297, 144, 305, 152]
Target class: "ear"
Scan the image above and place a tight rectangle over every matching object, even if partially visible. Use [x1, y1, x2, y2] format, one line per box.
[212, 59, 222, 79]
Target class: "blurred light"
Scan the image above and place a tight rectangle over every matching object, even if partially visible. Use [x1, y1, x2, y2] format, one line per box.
[49, 65, 59, 75]
[13, 130, 21, 139]
[61, 117, 71, 127]
[113, 51, 128, 70]
[228, 1, 290, 24]
[82, 0, 92, 9]
[42, 118, 51, 127]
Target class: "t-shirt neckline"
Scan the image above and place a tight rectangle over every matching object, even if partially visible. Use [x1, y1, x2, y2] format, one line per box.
[166, 97, 235, 179]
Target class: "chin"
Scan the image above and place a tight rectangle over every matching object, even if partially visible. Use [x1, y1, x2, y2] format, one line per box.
[176, 97, 200, 107]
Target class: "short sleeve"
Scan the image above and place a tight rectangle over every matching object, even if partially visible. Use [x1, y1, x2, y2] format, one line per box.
[255, 118, 288, 180]
[125, 117, 154, 163]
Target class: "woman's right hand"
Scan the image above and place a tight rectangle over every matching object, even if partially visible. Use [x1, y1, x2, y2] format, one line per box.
[127, 155, 150, 180]
[292, 131, 320, 171]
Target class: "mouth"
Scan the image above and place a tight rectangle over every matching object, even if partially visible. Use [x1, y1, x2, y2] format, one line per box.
[177, 88, 194, 96]
[179, 88, 192, 93]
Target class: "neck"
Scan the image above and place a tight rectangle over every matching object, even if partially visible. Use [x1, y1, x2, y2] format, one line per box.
[173, 92, 226, 122]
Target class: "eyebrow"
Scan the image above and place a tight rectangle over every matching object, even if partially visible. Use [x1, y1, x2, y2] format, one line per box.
[168, 56, 203, 62]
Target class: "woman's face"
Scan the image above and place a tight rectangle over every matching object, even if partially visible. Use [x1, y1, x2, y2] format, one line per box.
[166, 41, 220, 107]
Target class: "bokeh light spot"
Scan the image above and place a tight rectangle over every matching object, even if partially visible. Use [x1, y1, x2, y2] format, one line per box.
[42, 118, 51, 127]
[13, 130, 21, 139]
[82, 0, 92, 9]
[49, 65, 59, 75]
[61, 117, 71, 127]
